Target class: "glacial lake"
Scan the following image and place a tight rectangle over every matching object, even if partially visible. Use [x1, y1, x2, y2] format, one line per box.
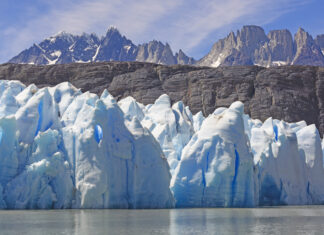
[0, 207, 324, 234]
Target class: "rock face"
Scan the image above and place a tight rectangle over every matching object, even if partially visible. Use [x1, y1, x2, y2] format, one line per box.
[1, 62, 324, 135]
[293, 28, 324, 66]
[198, 26, 324, 67]
[315, 35, 324, 53]
[9, 27, 195, 66]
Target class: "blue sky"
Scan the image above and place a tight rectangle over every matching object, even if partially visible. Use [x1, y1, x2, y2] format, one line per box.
[0, 0, 323, 63]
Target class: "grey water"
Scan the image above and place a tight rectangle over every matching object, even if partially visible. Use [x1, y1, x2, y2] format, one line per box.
[0, 207, 324, 235]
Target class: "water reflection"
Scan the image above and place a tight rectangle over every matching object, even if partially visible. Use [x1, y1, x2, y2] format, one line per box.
[0, 207, 323, 234]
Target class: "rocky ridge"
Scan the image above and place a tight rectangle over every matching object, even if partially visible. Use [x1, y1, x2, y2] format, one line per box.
[1, 62, 324, 135]
[198, 26, 324, 67]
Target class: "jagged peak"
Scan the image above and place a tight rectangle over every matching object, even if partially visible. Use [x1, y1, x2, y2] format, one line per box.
[45, 31, 75, 44]
[50, 31, 74, 39]
[268, 29, 291, 36]
[241, 25, 265, 32]
[80, 32, 97, 37]
[267, 29, 293, 42]
[294, 27, 314, 45]
[228, 31, 236, 38]
[79, 32, 100, 42]
[140, 40, 165, 47]
[296, 27, 307, 34]
[151, 40, 163, 44]
[106, 26, 121, 35]
[53, 30, 69, 37]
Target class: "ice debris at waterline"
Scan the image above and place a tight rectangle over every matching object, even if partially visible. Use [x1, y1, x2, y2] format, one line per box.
[0, 81, 324, 209]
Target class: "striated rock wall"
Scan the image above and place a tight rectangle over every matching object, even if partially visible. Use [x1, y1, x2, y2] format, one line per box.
[1, 62, 324, 135]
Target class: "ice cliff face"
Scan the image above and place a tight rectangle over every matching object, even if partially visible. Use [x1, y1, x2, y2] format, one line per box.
[171, 102, 255, 207]
[0, 81, 174, 209]
[119, 94, 324, 207]
[1, 80, 324, 209]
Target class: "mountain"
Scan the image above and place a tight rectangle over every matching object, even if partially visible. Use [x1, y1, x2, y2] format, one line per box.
[9, 27, 195, 66]
[198, 25, 324, 67]
[8, 25, 324, 67]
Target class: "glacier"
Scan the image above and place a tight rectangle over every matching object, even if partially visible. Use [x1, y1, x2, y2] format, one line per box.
[1, 80, 324, 209]
[119, 94, 324, 207]
[0, 81, 174, 209]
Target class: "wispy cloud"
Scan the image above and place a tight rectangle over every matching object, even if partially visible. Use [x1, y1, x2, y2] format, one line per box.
[0, 0, 309, 62]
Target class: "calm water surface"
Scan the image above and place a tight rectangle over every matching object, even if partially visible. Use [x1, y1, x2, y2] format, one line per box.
[0, 207, 323, 234]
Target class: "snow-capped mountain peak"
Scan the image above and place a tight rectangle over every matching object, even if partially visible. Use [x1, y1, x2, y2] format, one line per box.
[9, 27, 195, 66]
[8, 25, 324, 67]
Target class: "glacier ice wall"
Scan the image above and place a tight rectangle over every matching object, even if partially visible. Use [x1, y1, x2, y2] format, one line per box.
[170, 102, 255, 207]
[0, 81, 174, 209]
[1, 80, 324, 209]
[119, 94, 324, 207]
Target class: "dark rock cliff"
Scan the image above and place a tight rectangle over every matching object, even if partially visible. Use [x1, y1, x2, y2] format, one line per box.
[1, 62, 324, 135]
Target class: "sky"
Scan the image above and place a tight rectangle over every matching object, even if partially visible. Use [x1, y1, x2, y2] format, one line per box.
[0, 0, 323, 63]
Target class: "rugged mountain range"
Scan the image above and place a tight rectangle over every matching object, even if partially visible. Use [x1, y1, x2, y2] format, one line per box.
[198, 26, 324, 67]
[9, 27, 195, 66]
[1, 62, 324, 136]
[8, 25, 324, 67]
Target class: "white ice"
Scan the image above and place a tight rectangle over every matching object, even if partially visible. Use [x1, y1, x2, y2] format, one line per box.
[1, 80, 324, 209]
[0, 81, 174, 209]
